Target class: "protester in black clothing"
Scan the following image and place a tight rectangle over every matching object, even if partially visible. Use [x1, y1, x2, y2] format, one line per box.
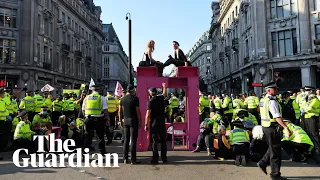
[77, 90, 87, 118]
[119, 85, 142, 164]
[163, 41, 192, 67]
[144, 83, 168, 164]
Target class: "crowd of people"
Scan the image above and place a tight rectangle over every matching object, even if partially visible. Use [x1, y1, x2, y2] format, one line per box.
[194, 84, 320, 180]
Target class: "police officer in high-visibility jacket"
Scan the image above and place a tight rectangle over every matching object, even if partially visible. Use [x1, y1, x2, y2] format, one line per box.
[199, 93, 210, 122]
[296, 87, 307, 122]
[19, 91, 35, 121]
[303, 86, 320, 163]
[221, 91, 233, 128]
[233, 95, 244, 110]
[257, 82, 291, 180]
[244, 91, 260, 124]
[82, 85, 110, 155]
[43, 91, 52, 112]
[33, 107, 52, 127]
[213, 94, 223, 114]
[169, 93, 179, 122]
[106, 90, 118, 145]
[281, 92, 300, 126]
[13, 110, 35, 151]
[281, 119, 314, 162]
[33, 90, 44, 114]
[229, 120, 250, 166]
[52, 95, 63, 126]
[0, 88, 9, 158]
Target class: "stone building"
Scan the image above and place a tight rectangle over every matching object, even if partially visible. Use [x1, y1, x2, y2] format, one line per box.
[101, 23, 129, 90]
[209, 0, 320, 96]
[187, 31, 213, 93]
[0, 0, 104, 93]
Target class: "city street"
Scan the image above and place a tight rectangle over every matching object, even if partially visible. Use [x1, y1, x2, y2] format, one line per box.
[0, 141, 319, 180]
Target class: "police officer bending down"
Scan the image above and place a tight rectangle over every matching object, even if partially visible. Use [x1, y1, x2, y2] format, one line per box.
[257, 82, 292, 180]
[82, 85, 110, 155]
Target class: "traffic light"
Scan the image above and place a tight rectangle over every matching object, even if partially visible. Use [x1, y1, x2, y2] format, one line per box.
[314, 39, 320, 53]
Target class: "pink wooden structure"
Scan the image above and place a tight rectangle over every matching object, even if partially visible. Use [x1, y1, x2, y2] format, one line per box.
[136, 66, 199, 151]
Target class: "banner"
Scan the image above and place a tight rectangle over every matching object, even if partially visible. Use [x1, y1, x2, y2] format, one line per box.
[114, 81, 123, 97]
[89, 78, 95, 90]
[41, 84, 55, 92]
[63, 89, 80, 97]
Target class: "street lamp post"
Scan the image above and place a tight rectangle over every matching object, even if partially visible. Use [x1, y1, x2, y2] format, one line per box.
[126, 13, 132, 85]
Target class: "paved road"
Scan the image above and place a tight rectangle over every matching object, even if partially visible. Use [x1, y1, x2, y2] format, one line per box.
[0, 140, 319, 180]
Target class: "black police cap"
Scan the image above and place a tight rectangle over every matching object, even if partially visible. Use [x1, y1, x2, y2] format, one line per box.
[34, 90, 40, 94]
[91, 85, 101, 89]
[17, 110, 28, 118]
[122, 89, 127, 93]
[148, 88, 157, 93]
[282, 91, 290, 98]
[26, 90, 33, 94]
[0, 88, 4, 94]
[127, 84, 135, 92]
[304, 86, 315, 91]
[264, 82, 277, 89]
[173, 41, 180, 46]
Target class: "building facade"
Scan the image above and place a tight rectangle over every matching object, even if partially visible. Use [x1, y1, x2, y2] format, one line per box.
[209, 0, 320, 96]
[0, 0, 104, 94]
[102, 23, 129, 90]
[187, 31, 213, 93]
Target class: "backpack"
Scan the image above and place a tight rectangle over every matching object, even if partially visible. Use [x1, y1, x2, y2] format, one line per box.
[281, 99, 296, 121]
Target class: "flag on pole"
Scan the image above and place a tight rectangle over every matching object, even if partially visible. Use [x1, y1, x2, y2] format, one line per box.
[89, 78, 95, 90]
[41, 84, 55, 92]
[115, 81, 123, 97]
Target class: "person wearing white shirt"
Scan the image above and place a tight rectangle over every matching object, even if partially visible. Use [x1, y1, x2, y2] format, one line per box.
[257, 82, 291, 180]
[82, 85, 110, 155]
[316, 88, 320, 100]
[163, 41, 192, 67]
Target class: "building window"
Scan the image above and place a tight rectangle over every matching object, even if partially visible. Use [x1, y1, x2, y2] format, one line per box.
[0, 39, 16, 64]
[68, 17, 71, 28]
[270, 0, 295, 19]
[235, 6, 238, 16]
[104, 56, 110, 65]
[43, 46, 48, 63]
[103, 26, 107, 32]
[104, 45, 110, 51]
[316, 24, 320, 39]
[61, 12, 65, 23]
[206, 45, 211, 51]
[316, 0, 320, 11]
[0, 8, 17, 28]
[272, 29, 297, 57]
[206, 57, 211, 63]
[44, 19, 49, 35]
[104, 67, 109, 77]
[206, 66, 211, 74]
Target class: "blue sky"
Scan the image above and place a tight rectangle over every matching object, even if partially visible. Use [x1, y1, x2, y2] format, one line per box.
[94, 0, 214, 73]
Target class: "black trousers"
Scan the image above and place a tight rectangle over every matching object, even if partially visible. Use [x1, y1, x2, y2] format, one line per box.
[150, 124, 167, 161]
[164, 58, 191, 67]
[13, 139, 33, 151]
[52, 111, 62, 126]
[27, 112, 35, 123]
[233, 143, 250, 156]
[282, 141, 311, 156]
[83, 117, 106, 154]
[106, 112, 116, 141]
[196, 133, 210, 149]
[123, 124, 138, 161]
[224, 113, 233, 128]
[248, 108, 261, 125]
[0, 121, 7, 152]
[259, 126, 282, 179]
[304, 116, 320, 152]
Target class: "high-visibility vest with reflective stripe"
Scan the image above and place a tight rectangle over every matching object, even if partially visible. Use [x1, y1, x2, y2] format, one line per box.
[260, 97, 281, 127]
[12, 99, 18, 114]
[84, 94, 103, 115]
[233, 99, 242, 109]
[14, 121, 34, 140]
[20, 96, 35, 112]
[53, 100, 63, 112]
[107, 95, 117, 113]
[44, 98, 52, 110]
[0, 99, 7, 120]
[246, 96, 259, 109]
[304, 95, 320, 118]
[229, 128, 249, 145]
[33, 114, 52, 127]
[68, 99, 75, 111]
[222, 96, 233, 114]
[297, 93, 307, 111]
[282, 123, 314, 152]
[170, 97, 179, 108]
[214, 98, 221, 109]
[199, 96, 210, 114]
[290, 97, 300, 119]
[34, 94, 44, 112]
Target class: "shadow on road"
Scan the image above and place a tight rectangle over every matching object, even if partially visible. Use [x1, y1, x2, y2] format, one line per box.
[286, 176, 320, 180]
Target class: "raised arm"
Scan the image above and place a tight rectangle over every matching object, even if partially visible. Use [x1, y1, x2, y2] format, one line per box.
[162, 83, 167, 97]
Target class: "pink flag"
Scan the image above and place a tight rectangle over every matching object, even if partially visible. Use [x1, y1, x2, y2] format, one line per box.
[199, 90, 202, 95]
[115, 81, 123, 97]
